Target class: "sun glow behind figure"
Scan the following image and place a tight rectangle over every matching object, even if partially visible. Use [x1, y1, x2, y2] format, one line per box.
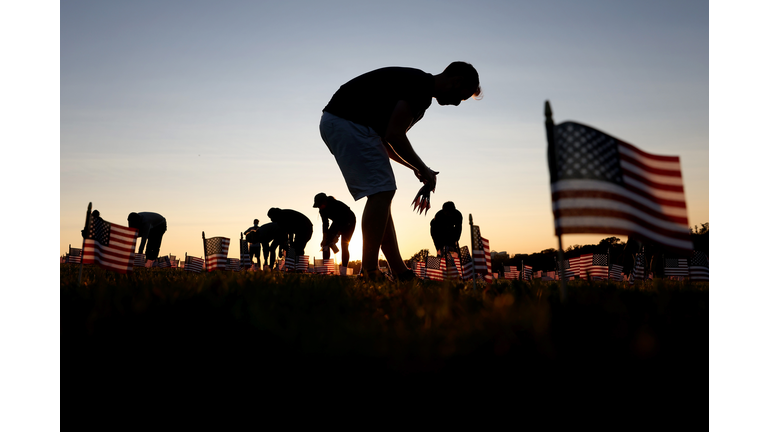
[60, 1, 708, 263]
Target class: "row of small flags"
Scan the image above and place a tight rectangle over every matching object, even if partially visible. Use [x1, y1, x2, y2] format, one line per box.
[67, 203, 707, 282]
[407, 240, 708, 283]
[66, 220, 356, 275]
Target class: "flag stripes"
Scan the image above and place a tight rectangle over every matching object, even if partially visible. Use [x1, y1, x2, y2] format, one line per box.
[549, 121, 692, 254]
[204, 237, 230, 272]
[82, 219, 138, 274]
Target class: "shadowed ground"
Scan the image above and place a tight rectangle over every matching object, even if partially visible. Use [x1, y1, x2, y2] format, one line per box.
[61, 265, 707, 419]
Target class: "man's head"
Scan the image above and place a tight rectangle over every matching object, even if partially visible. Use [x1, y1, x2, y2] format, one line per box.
[254, 219, 259, 226]
[127, 212, 141, 228]
[442, 201, 456, 211]
[267, 208, 280, 220]
[434, 61, 482, 106]
[313, 193, 328, 209]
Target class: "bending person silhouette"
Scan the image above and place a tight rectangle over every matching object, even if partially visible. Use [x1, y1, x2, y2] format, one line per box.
[313, 192, 356, 267]
[127, 212, 167, 261]
[319, 62, 481, 280]
[430, 201, 463, 256]
[267, 208, 313, 257]
[245, 222, 287, 269]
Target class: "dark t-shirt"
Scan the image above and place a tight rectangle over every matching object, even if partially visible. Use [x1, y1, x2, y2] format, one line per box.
[269, 209, 313, 235]
[430, 208, 463, 242]
[323, 67, 435, 137]
[136, 212, 166, 238]
[319, 197, 355, 232]
[246, 222, 284, 244]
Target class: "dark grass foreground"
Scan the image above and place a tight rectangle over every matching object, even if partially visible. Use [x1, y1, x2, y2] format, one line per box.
[62, 265, 707, 412]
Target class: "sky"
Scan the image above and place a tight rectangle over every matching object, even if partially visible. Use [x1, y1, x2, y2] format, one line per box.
[5, 1, 768, 427]
[59, 0, 709, 263]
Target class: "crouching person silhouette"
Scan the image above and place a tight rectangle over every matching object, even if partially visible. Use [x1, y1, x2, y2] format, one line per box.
[313, 192, 356, 268]
[127, 212, 167, 262]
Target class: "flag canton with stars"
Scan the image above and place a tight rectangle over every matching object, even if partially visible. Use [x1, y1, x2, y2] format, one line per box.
[592, 253, 608, 266]
[426, 256, 442, 269]
[460, 246, 472, 264]
[665, 258, 680, 268]
[690, 250, 708, 267]
[555, 256, 570, 270]
[471, 226, 483, 251]
[205, 237, 225, 255]
[553, 122, 624, 184]
[88, 216, 111, 245]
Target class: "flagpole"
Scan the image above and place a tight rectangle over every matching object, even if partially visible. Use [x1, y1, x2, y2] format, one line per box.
[78, 202, 92, 286]
[557, 235, 567, 302]
[469, 214, 477, 291]
[202, 231, 207, 272]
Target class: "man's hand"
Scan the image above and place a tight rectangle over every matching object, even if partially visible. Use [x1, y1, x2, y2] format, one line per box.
[415, 167, 439, 192]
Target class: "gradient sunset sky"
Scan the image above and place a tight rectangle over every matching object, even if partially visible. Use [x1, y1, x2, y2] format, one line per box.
[60, 0, 709, 262]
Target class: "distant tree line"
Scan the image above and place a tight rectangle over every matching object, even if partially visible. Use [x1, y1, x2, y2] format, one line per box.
[404, 223, 709, 274]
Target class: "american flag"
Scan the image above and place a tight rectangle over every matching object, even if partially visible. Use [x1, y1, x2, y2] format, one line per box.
[471, 226, 491, 274]
[155, 256, 172, 269]
[544, 271, 558, 280]
[184, 255, 204, 273]
[425, 256, 445, 281]
[204, 236, 230, 272]
[580, 253, 609, 279]
[169, 254, 177, 269]
[67, 247, 82, 264]
[314, 258, 335, 274]
[629, 249, 646, 285]
[459, 246, 474, 281]
[338, 265, 354, 276]
[503, 266, 519, 280]
[411, 260, 426, 279]
[297, 255, 309, 272]
[240, 239, 250, 267]
[226, 258, 241, 271]
[283, 248, 295, 271]
[82, 215, 138, 274]
[444, 252, 460, 279]
[324, 258, 336, 274]
[609, 262, 624, 282]
[522, 264, 533, 281]
[665, 258, 689, 278]
[555, 256, 579, 280]
[134, 252, 146, 267]
[688, 250, 708, 282]
[534, 270, 542, 279]
[548, 120, 693, 254]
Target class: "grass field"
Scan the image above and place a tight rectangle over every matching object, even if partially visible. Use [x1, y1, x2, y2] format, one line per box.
[62, 264, 708, 413]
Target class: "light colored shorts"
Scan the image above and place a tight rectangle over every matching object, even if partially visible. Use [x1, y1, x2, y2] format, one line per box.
[319, 111, 396, 201]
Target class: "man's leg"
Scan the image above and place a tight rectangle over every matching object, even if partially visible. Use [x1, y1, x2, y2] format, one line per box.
[268, 240, 280, 268]
[361, 190, 395, 274]
[340, 223, 354, 267]
[379, 212, 408, 275]
[253, 243, 261, 266]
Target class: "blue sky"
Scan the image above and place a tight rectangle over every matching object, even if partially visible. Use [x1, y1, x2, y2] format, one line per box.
[59, 0, 709, 261]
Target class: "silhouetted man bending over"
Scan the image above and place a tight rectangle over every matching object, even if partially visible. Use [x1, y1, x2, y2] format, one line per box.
[127, 212, 167, 261]
[245, 222, 287, 269]
[319, 62, 481, 280]
[267, 208, 313, 257]
[313, 192, 356, 267]
[430, 201, 463, 256]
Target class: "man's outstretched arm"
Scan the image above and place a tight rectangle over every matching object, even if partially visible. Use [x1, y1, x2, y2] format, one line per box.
[383, 100, 437, 188]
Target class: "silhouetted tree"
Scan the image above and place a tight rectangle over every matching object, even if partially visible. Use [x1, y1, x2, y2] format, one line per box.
[407, 249, 430, 263]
